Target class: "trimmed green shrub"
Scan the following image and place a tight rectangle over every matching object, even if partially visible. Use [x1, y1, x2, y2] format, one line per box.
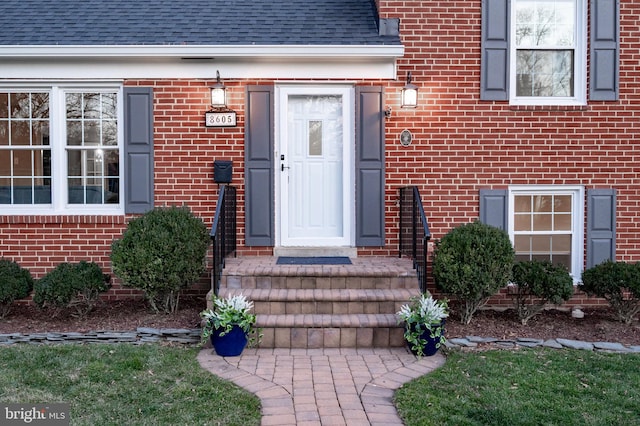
[0, 259, 34, 318]
[433, 220, 515, 324]
[110, 206, 209, 314]
[511, 260, 574, 325]
[33, 261, 110, 317]
[581, 260, 640, 324]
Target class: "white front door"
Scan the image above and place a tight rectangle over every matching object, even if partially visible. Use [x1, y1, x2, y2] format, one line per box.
[278, 86, 353, 247]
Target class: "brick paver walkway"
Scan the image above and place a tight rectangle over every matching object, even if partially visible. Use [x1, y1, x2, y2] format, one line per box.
[197, 347, 445, 426]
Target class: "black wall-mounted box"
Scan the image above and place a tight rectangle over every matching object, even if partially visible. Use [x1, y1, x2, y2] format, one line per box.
[213, 160, 233, 183]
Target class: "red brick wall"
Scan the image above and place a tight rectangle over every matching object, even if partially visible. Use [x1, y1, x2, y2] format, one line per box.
[2, 1, 640, 309]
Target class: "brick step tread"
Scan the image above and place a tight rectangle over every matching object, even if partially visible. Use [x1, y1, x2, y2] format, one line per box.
[255, 313, 402, 328]
[219, 288, 419, 302]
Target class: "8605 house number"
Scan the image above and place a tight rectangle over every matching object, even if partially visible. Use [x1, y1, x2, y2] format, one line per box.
[205, 111, 237, 127]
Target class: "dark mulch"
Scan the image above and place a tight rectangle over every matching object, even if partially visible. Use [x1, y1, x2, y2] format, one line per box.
[1, 299, 638, 346]
[444, 307, 640, 346]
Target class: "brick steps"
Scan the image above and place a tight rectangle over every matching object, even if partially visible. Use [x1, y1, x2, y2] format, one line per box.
[213, 256, 420, 349]
[220, 288, 417, 315]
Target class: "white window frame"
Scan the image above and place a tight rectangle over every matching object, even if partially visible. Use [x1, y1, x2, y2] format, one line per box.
[508, 185, 584, 283]
[0, 84, 124, 215]
[509, 0, 587, 106]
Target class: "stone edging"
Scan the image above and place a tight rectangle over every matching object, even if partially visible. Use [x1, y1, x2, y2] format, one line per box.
[0, 328, 202, 345]
[1, 329, 638, 353]
[446, 336, 640, 353]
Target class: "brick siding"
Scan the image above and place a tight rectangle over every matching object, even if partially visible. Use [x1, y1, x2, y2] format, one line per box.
[2, 1, 639, 308]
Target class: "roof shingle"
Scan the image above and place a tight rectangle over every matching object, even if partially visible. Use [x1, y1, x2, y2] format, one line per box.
[0, 0, 400, 46]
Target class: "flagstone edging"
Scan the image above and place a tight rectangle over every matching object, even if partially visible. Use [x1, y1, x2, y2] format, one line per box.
[445, 336, 640, 353]
[0, 328, 202, 345]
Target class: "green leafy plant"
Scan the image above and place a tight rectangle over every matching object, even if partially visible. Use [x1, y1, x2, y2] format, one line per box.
[581, 260, 640, 324]
[0, 258, 34, 318]
[33, 261, 110, 317]
[111, 206, 209, 314]
[511, 260, 574, 325]
[396, 292, 449, 357]
[200, 293, 260, 346]
[433, 220, 515, 325]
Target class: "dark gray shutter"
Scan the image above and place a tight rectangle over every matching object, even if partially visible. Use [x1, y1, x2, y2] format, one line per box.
[244, 85, 274, 246]
[123, 87, 154, 214]
[590, 0, 619, 101]
[479, 189, 508, 231]
[480, 0, 510, 101]
[586, 188, 616, 268]
[355, 86, 385, 246]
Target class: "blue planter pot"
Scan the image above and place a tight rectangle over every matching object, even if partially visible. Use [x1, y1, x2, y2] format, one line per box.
[210, 325, 248, 357]
[407, 321, 445, 357]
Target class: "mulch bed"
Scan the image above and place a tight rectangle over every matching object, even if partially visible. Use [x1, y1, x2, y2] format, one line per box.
[1, 299, 638, 347]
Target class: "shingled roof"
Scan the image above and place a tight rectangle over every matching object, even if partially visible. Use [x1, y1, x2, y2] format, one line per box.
[0, 0, 399, 46]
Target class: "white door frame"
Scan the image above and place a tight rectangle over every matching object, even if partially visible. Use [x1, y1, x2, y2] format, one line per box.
[275, 85, 355, 248]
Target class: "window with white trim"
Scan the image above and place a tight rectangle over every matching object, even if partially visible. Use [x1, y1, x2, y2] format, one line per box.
[508, 186, 584, 281]
[0, 86, 123, 214]
[511, 0, 586, 105]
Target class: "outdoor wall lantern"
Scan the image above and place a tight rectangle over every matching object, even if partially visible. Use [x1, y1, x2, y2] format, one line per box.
[401, 71, 418, 108]
[205, 70, 237, 127]
[210, 70, 227, 108]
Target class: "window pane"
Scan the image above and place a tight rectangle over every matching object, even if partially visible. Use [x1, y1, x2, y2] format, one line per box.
[514, 214, 531, 231]
[516, 50, 574, 97]
[0, 94, 7, 118]
[67, 150, 82, 176]
[0, 121, 7, 145]
[514, 235, 531, 253]
[552, 234, 571, 253]
[13, 178, 32, 203]
[0, 151, 10, 175]
[13, 150, 32, 176]
[514, 195, 531, 212]
[31, 93, 49, 119]
[10, 94, 30, 118]
[67, 121, 82, 146]
[102, 93, 117, 119]
[66, 93, 82, 119]
[103, 120, 117, 146]
[11, 121, 30, 145]
[554, 213, 572, 230]
[531, 235, 551, 253]
[309, 120, 322, 156]
[515, 0, 575, 47]
[83, 93, 101, 119]
[533, 213, 553, 231]
[32, 121, 49, 146]
[533, 195, 552, 212]
[554, 195, 571, 212]
[84, 121, 101, 145]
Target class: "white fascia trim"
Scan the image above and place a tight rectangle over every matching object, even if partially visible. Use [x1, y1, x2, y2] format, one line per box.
[0, 44, 404, 59]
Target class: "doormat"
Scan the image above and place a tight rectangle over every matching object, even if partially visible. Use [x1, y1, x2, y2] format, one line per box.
[276, 256, 352, 265]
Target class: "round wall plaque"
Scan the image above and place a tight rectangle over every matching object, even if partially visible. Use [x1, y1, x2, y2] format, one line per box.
[400, 129, 413, 146]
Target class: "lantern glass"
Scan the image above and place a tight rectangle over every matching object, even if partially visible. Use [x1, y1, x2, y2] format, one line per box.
[211, 86, 226, 107]
[401, 86, 418, 108]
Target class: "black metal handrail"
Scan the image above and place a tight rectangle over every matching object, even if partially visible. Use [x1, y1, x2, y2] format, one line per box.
[210, 185, 237, 295]
[399, 186, 431, 293]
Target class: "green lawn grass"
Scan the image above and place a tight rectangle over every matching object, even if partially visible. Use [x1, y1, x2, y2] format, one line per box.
[0, 344, 260, 426]
[395, 349, 640, 426]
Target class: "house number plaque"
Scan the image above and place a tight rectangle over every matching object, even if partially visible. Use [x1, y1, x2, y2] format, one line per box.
[205, 111, 237, 127]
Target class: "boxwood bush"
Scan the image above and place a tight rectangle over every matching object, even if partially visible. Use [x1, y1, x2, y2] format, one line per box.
[110, 206, 209, 314]
[0, 259, 34, 318]
[581, 260, 640, 324]
[433, 221, 514, 324]
[511, 260, 574, 325]
[33, 261, 110, 317]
